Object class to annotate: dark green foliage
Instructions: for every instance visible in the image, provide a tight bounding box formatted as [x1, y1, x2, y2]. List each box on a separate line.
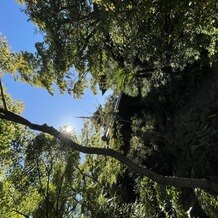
[14, 0, 218, 96]
[174, 106, 218, 179]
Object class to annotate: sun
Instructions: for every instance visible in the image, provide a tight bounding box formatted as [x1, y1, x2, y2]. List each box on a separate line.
[63, 125, 73, 133]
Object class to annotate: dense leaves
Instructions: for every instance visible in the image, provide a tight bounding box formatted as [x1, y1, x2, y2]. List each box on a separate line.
[0, 0, 218, 217]
[0, 132, 82, 217]
[14, 0, 218, 96]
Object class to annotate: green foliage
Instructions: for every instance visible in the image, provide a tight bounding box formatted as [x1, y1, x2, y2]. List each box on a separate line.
[13, 0, 218, 96]
[154, 184, 187, 218]
[166, 187, 187, 218]
[135, 178, 159, 217]
[196, 189, 218, 218]
[174, 106, 218, 178]
[0, 130, 83, 217]
[0, 1, 218, 217]
[0, 88, 26, 174]
[130, 112, 155, 163]
[78, 154, 122, 217]
[0, 35, 35, 85]
[0, 35, 22, 73]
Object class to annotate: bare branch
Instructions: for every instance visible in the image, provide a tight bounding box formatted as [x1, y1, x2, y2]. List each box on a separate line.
[75, 116, 92, 119]
[0, 107, 218, 193]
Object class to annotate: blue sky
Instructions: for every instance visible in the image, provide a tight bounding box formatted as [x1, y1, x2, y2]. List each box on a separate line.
[0, 0, 107, 134]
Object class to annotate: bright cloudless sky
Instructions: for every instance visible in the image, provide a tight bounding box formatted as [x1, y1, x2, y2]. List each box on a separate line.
[0, 0, 108, 134]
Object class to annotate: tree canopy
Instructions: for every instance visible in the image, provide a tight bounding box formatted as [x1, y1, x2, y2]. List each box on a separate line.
[13, 0, 218, 95]
[0, 0, 218, 217]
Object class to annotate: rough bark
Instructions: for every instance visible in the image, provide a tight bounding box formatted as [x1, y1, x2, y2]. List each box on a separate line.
[0, 108, 218, 193]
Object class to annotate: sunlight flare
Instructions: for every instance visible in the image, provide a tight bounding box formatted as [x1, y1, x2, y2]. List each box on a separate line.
[63, 125, 73, 134]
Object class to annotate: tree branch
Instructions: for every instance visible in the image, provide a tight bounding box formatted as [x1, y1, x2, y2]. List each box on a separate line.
[13, 210, 29, 218]
[0, 108, 218, 193]
[0, 78, 8, 110]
